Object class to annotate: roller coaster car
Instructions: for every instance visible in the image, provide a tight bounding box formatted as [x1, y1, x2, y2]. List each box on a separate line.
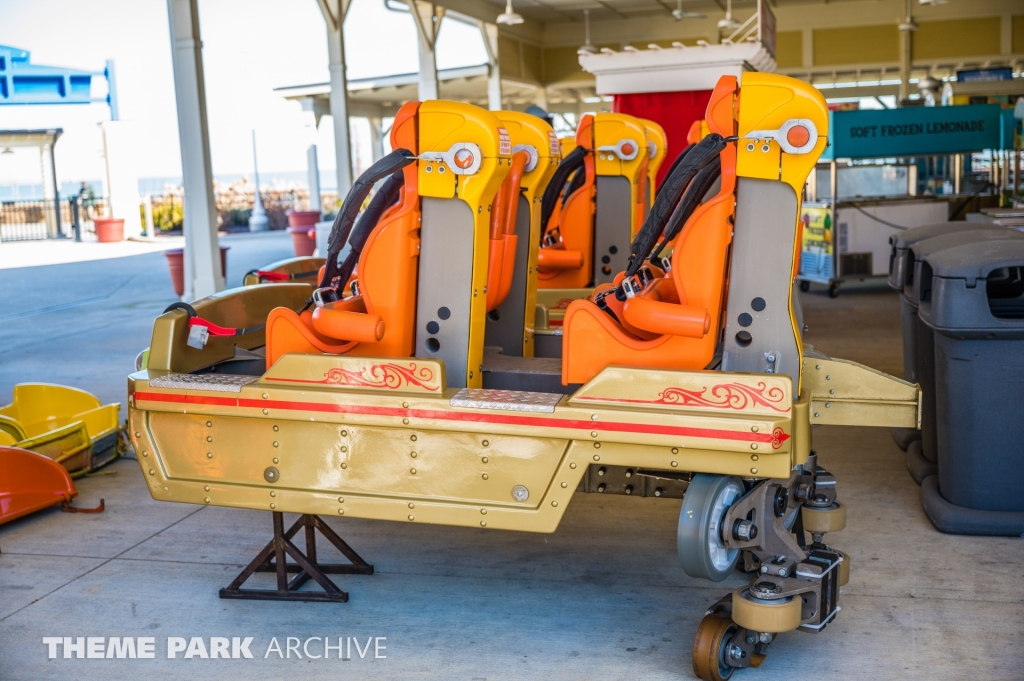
[533, 113, 662, 356]
[0, 383, 121, 474]
[128, 79, 920, 681]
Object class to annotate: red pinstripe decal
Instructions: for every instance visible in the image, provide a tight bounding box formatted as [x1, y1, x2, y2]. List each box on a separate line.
[134, 391, 789, 447]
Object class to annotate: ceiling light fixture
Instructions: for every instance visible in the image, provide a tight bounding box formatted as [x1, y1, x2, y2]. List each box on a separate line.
[578, 9, 598, 54]
[717, 0, 739, 30]
[497, 0, 523, 26]
[672, 0, 705, 21]
[898, 0, 918, 30]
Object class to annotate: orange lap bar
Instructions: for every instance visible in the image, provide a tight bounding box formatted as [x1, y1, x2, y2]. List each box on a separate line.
[311, 304, 385, 343]
[537, 249, 584, 270]
[622, 296, 709, 338]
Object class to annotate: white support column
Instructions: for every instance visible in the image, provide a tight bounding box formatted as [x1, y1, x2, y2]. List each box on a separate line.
[166, 0, 222, 300]
[369, 116, 385, 162]
[482, 22, 502, 111]
[307, 143, 322, 213]
[321, 0, 354, 196]
[409, 0, 440, 101]
[40, 143, 57, 238]
[534, 86, 548, 111]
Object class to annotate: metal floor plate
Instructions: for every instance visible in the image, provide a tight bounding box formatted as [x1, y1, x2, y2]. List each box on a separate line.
[148, 373, 259, 393]
[450, 388, 563, 413]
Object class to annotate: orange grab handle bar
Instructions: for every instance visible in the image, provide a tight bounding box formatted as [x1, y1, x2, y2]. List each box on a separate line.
[537, 248, 584, 271]
[485, 238, 506, 311]
[622, 296, 709, 339]
[486, 151, 529, 311]
[495, 234, 518, 307]
[311, 304, 385, 343]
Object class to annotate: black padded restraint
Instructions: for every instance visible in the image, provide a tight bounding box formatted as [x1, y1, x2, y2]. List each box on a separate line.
[330, 171, 404, 291]
[319, 148, 416, 289]
[626, 134, 725, 277]
[654, 143, 692, 200]
[650, 156, 721, 262]
[561, 167, 586, 208]
[539, 145, 588, 243]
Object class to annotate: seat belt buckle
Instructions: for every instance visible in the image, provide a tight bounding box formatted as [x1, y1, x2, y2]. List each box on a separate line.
[312, 287, 340, 308]
[187, 324, 210, 349]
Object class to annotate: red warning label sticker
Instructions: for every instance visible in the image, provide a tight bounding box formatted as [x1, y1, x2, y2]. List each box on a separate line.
[498, 128, 511, 155]
[549, 131, 560, 156]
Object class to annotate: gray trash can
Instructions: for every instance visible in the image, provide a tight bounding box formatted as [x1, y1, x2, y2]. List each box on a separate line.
[901, 228, 1024, 484]
[917, 238, 1024, 536]
[887, 222, 1001, 452]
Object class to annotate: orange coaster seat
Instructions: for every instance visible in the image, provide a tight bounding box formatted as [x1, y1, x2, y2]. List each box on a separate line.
[561, 78, 738, 385]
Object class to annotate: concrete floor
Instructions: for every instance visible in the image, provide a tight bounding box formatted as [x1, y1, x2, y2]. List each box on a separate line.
[1, 253, 1022, 680]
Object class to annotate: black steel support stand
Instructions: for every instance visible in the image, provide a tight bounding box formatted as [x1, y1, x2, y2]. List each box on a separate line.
[219, 512, 373, 603]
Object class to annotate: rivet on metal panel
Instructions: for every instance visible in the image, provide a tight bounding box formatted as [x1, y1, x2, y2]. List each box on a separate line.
[340, 429, 348, 437]
[341, 462, 347, 469]
[481, 456, 488, 463]
[826, 375, 831, 380]
[273, 425, 279, 432]
[569, 462, 577, 469]
[469, 372, 474, 379]
[149, 469, 155, 475]
[750, 468, 758, 475]
[751, 444, 758, 450]
[206, 436, 213, 442]
[593, 442, 601, 449]
[402, 418, 409, 425]
[338, 508, 345, 515]
[671, 447, 679, 454]
[341, 446, 348, 453]
[591, 414, 598, 421]
[408, 515, 415, 521]
[815, 365, 821, 370]
[410, 468, 417, 474]
[480, 521, 487, 527]
[593, 454, 600, 461]
[270, 491, 276, 497]
[273, 457, 280, 464]
[206, 452, 213, 459]
[409, 503, 415, 509]
[204, 485, 210, 491]
[482, 440, 490, 447]
[814, 412, 820, 417]
[269, 503, 275, 509]
[163, 486, 168, 491]
[262, 393, 269, 399]
[411, 451, 418, 458]
[142, 451, 148, 457]
[561, 482, 568, 488]
[273, 441, 279, 447]
[671, 461, 678, 467]
[751, 455, 759, 461]
[751, 426, 759, 433]
[411, 434, 418, 442]
[206, 421, 212, 427]
[338, 497, 345, 503]
[590, 431, 598, 438]
[829, 389, 835, 395]
[551, 501, 558, 507]
[825, 403, 831, 408]
[262, 409, 268, 415]
[264, 466, 279, 482]
[482, 473, 489, 480]
[480, 508, 487, 515]
[402, 401, 409, 408]
[206, 497, 212, 504]
[135, 432, 141, 438]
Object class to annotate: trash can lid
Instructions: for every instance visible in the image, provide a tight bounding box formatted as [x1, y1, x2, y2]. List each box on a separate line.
[923, 238, 1024, 283]
[919, 238, 1024, 336]
[887, 222, 1009, 291]
[902, 229, 1024, 306]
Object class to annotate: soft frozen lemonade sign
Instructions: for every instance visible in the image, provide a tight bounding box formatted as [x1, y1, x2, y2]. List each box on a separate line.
[824, 104, 1002, 159]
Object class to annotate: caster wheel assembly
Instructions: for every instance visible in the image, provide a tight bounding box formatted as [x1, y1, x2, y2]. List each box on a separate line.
[798, 280, 810, 293]
[678, 475, 745, 581]
[801, 500, 846, 534]
[732, 583, 803, 633]
[827, 281, 841, 298]
[692, 614, 740, 681]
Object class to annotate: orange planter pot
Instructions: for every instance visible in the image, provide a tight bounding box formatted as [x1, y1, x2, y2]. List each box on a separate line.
[94, 218, 124, 243]
[164, 246, 230, 297]
[287, 211, 320, 257]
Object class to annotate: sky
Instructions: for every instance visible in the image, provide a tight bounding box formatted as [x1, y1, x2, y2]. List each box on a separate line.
[0, 0, 489, 192]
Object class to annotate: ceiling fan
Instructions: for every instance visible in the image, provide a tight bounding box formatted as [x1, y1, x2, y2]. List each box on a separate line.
[672, 0, 705, 20]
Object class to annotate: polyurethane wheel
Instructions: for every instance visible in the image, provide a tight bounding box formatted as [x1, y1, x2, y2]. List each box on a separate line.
[828, 281, 841, 298]
[801, 501, 846, 533]
[731, 587, 803, 633]
[799, 280, 811, 292]
[837, 550, 850, 586]
[678, 475, 745, 581]
[692, 613, 739, 681]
